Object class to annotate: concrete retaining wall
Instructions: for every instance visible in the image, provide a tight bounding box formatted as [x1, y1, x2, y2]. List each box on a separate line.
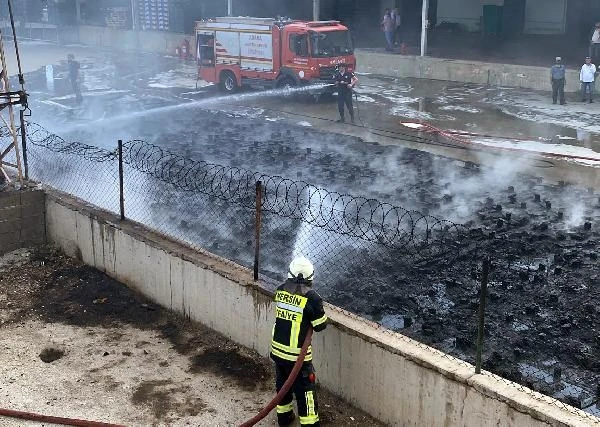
[43, 189, 598, 427]
[355, 50, 582, 92]
[0, 189, 45, 256]
[78, 25, 193, 57]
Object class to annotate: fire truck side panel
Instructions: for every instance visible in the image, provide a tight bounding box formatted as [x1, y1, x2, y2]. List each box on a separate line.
[199, 64, 217, 83]
[239, 32, 273, 71]
[215, 31, 240, 63]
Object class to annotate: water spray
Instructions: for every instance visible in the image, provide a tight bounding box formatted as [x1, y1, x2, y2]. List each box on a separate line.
[64, 82, 335, 131]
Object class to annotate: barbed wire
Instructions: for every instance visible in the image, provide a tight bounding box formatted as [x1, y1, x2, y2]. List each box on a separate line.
[19, 132, 470, 255]
[25, 122, 116, 162]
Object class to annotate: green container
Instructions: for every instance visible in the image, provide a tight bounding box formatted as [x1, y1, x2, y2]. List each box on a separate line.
[482, 5, 503, 35]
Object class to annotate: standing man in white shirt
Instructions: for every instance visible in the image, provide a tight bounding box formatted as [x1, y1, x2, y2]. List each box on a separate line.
[580, 56, 597, 103]
[590, 23, 600, 62]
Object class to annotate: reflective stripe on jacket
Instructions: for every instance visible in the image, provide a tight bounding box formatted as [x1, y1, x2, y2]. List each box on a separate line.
[271, 280, 328, 363]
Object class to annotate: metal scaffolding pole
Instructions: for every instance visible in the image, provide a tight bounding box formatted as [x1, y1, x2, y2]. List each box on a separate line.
[75, 0, 82, 24]
[420, 0, 429, 57]
[227, 0, 232, 16]
[130, 0, 136, 31]
[313, 0, 320, 21]
[0, 0, 29, 187]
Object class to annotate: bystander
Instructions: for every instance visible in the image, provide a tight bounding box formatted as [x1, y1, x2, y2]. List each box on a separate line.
[550, 57, 566, 105]
[67, 54, 83, 104]
[579, 56, 597, 103]
[381, 9, 394, 52]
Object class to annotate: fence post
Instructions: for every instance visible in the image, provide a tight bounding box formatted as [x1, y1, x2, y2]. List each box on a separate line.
[118, 140, 125, 221]
[19, 109, 28, 180]
[475, 257, 490, 374]
[254, 180, 263, 281]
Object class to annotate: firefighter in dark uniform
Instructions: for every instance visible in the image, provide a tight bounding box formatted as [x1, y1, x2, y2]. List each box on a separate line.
[333, 64, 358, 123]
[271, 256, 328, 426]
[67, 54, 83, 104]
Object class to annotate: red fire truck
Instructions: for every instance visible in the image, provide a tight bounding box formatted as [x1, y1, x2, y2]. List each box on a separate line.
[195, 17, 356, 93]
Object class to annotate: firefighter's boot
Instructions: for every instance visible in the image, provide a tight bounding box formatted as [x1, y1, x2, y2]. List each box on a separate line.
[277, 408, 296, 426]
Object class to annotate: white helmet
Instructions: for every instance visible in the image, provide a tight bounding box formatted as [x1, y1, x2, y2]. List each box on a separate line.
[288, 256, 314, 282]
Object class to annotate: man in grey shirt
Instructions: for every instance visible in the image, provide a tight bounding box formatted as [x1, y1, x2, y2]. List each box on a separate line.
[550, 56, 566, 105]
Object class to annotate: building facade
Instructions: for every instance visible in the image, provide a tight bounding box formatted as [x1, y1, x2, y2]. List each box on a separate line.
[3, 1, 598, 47]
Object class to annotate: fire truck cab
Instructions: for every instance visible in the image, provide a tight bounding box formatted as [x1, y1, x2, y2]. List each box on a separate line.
[195, 17, 355, 93]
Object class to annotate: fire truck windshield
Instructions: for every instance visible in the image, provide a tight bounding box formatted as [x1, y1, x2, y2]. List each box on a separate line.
[309, 30, 353, 57]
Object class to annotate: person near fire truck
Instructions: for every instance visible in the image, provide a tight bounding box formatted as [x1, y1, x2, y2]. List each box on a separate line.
[67, 54, 82, 104]
[271, 256, 328, 426]
[333, 64, 358, 124]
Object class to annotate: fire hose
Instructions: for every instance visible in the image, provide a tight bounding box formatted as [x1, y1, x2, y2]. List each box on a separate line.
[0, 408, 125, 427]
[239, 327, 313, 427]
[347, 86, 600, 164]
[403, 121, 600, 163]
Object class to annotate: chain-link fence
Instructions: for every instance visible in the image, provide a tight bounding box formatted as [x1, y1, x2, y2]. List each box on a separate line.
[4, 122, 599, 421]
[26, 123, 120, 213]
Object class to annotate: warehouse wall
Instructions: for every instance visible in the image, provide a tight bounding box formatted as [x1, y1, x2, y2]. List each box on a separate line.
[437, 0, 482, 32]
[77, 24, 192, 55]
[436, 0, 567, 34]
[524, 0, 567, 34]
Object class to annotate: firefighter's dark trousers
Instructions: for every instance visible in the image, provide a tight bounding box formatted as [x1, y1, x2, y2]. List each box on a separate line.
[337, 89, 354, 122]
[274, 360, 320, 426]
[71, 78, 83, 103]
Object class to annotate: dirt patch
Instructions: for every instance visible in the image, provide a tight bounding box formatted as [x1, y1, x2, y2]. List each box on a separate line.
[190, 346, 271, 391]
[0, 245, 385, 426]
[160, 318, 273, 392]
[39, 347, 65, 363]
[159, 320, 216, 354]
[317, 384, 380, 426]
[131, 380, 207, 421]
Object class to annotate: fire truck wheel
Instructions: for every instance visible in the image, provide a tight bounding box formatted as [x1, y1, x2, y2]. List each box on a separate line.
[219, 71, 238, 93]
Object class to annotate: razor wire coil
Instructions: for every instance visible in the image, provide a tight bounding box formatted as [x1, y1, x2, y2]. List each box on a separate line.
[21, 124, 471, 252]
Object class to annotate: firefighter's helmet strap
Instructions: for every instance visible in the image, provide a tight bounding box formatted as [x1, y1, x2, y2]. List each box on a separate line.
[288, 270, 314, 282]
